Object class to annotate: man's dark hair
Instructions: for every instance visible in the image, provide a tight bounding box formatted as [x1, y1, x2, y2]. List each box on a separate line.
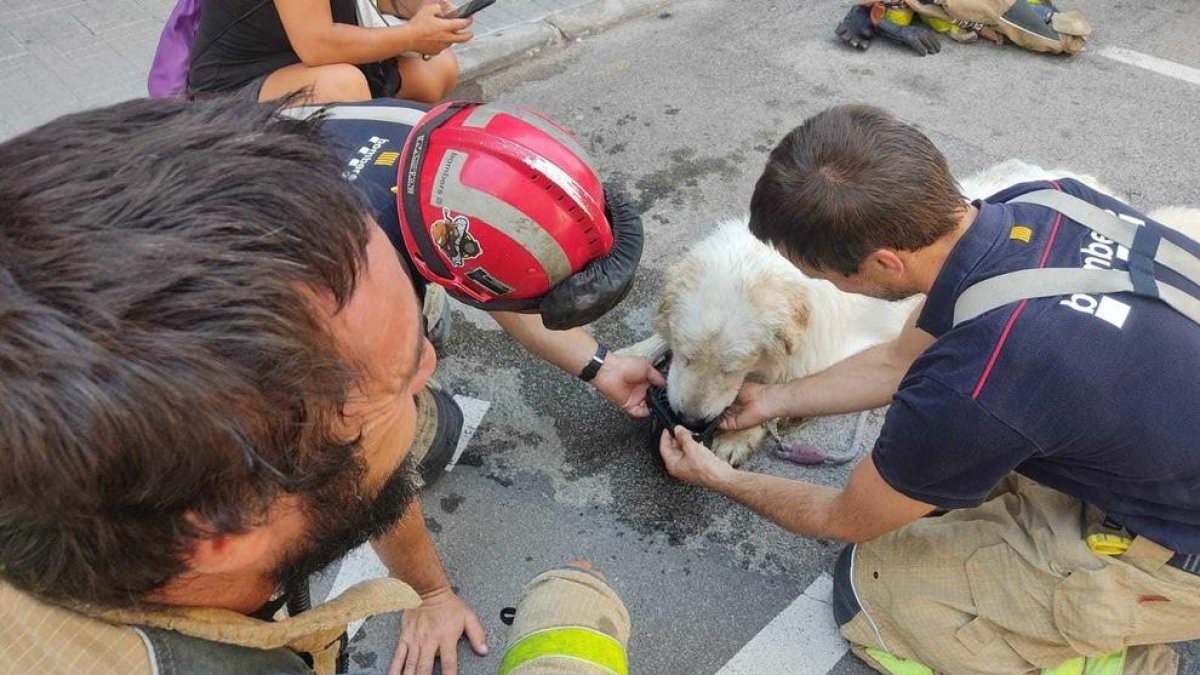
[0, 96, 373, 607]
[750, 104, 964, 276]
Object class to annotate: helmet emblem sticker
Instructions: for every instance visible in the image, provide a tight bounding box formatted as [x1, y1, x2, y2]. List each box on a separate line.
[430, 207, 483, 268]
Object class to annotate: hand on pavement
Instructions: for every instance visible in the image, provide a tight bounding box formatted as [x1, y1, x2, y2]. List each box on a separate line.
[390, 587, 487, 675]
[592, 353, 665, 418]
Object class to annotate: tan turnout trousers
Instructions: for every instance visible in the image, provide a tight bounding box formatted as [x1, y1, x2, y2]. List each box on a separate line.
[839, 477, 1200, 674]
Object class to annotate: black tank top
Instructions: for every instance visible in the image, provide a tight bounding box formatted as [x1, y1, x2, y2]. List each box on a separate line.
[188, 0, 359, 94]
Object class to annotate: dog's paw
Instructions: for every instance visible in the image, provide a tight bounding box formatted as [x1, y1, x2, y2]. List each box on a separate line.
[615, 333, 669, 362]
[711, 427, 767, 467]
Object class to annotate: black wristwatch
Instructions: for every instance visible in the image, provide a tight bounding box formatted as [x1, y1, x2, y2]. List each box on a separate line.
[578, 344, 608, 382]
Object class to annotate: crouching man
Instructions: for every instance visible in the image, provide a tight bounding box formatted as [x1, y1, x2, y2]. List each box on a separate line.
[659, 104, 1200, 674]
[0, 95, 657, 675]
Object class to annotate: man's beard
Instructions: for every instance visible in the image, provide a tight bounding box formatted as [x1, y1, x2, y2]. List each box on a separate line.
[273, 453, 419, 591]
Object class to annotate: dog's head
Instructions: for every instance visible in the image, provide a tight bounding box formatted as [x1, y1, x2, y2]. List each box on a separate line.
[655, 222, 809, 422]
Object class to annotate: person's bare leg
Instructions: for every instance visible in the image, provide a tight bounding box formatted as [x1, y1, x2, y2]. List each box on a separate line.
[395, 50, 459, 103]
[258, 62, 372, 104]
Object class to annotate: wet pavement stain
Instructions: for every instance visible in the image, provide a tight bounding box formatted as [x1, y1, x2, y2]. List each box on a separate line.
[440, 493, 465, 514]
[630, 147, 746, 212]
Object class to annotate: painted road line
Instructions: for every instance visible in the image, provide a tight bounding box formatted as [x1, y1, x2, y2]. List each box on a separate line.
[327, 544, 391, 638]
[1099, 47, 1200, 87]
[447, 395, 490, 472]
[716, 572, 849, 675]
[323, 395, 490, 636]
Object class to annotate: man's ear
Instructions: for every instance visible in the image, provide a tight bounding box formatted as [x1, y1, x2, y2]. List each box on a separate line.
[180, 506, 296, 576]
[863, 249, 907, 279]
[654, 258, 697, 338]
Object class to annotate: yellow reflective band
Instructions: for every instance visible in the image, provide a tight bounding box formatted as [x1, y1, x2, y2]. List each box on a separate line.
[1043, 657, 1085, 675]
[498, 626, 627, 675]
[864, 648, 933, 675]
[884, 8, 914, 26]
[1084, 649, 1127, 675]
[1086, 533, 1132, 556]
[1042, 649, 1127, 675]
[921, 15, 954, 33]
[1010, 225, 1034, 243]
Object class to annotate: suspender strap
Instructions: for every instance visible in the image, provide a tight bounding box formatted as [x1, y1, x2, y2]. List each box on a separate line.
[954, 268, 1134, 326]
[952, 190, 1200, 328]
[1009, 190, 1200, 289]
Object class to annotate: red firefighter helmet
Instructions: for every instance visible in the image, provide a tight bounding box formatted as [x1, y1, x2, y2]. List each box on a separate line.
[396, 101, 614, 310]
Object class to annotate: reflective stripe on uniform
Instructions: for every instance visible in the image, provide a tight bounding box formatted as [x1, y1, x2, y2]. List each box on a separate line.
[282, 104, 426, 126]
[953, 189, 1200, 328]
[1042, 649, 1127, 675]
[498, 626, 627, 675]
[863, 648, 933, 675]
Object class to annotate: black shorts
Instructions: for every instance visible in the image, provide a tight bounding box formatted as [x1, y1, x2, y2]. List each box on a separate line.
[234, 60, 402, 102]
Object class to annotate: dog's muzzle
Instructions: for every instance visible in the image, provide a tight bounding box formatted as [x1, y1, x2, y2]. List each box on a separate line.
[646, 351, 720, 447]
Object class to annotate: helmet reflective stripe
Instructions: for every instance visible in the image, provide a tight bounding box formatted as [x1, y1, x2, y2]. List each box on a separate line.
[431, 150, 572, 284]
[281, 105, 427, 126]
[463, 103, 594, 167]
[498, 626, 628, 675]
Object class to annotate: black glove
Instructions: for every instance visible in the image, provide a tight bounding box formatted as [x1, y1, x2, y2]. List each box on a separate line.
[835, 4, 875, 50]
[539, 184, 643, 330]
[876, 15, 941, 55]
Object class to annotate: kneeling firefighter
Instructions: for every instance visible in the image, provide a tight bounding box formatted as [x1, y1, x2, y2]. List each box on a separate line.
[0, 96, 658, 675]
[295, 97, 665, 488]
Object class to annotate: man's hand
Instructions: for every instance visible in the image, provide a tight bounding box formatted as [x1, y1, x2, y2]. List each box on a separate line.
[659, 426, 737, 488]
[592, 353, 665, 418]
[719, 382, 780, 430]
[390, 587, 487, 675]
[404, 3, 473, 56]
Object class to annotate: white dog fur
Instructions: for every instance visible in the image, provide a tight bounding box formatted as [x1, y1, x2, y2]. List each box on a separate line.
[624, 160, 1199, 466]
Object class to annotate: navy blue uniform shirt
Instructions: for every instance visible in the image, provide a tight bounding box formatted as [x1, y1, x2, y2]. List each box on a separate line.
[873, 178, 1200, 554]
[314, 99, 430, 295]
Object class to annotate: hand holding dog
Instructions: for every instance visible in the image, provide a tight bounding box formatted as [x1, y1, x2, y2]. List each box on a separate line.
[660, 426, 736, 488]
[719, 382, 781, 430]
[592, 354, 665, 418]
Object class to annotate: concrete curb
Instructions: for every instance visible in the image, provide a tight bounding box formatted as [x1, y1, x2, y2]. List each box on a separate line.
[457, 0, 674, 81]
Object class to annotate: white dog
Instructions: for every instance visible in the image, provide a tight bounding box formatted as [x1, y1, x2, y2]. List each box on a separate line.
[624, 221, 917, 465]
[625, 160, 1199, 466]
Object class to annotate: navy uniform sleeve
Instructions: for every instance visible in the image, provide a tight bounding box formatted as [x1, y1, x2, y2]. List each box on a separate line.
[872, 377, 1036, 509]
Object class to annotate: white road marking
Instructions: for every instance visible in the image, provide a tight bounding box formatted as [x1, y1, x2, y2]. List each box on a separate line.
[446, 395, 490, 472]
[716, 573, 849, 675]
[322, 395, 490, 637]
[327, 544, 391, 638]
[1099, 47, 1200, 87]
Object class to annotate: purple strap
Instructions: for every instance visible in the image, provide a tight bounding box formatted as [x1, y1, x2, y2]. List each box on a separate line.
[146, 0, 204, 98]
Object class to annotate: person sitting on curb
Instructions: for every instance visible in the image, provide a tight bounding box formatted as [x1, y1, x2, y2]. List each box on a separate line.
[659, 104, 1200, 674]
[0, 95, 659, 675]
[188, 0, 470, 105]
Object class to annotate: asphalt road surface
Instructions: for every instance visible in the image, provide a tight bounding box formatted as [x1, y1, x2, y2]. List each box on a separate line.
[317, 1, 1200, 672]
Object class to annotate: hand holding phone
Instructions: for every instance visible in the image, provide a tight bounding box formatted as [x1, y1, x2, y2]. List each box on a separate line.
[443, 0, 496, 19]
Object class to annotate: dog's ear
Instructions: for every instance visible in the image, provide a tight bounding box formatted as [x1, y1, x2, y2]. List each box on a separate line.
[774, 282, 811, 356]
[654, 258, 697, 337]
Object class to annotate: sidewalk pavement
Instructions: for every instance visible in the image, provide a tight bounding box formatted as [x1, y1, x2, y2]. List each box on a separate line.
[0, 0, 669, 140]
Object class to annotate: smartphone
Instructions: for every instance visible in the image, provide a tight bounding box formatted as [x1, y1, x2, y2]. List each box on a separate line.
[444, 0, 496, 19]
